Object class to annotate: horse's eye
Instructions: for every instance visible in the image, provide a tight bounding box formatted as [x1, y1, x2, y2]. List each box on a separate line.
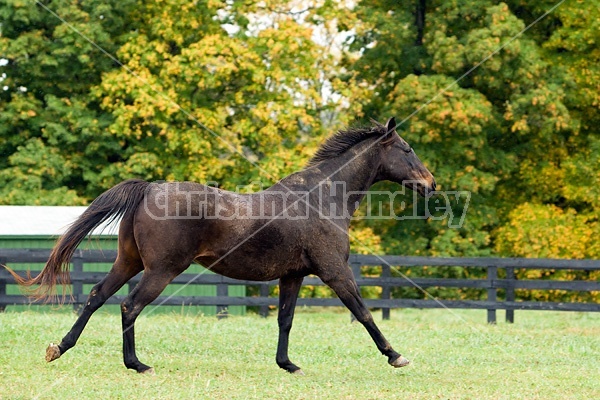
[395, 142, 412, 153]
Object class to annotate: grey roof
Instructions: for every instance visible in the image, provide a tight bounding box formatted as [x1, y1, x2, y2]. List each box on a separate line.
[0, 206, 119, 236]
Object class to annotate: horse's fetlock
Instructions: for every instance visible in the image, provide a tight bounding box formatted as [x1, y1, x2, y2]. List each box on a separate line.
[276, 357, 287, 367]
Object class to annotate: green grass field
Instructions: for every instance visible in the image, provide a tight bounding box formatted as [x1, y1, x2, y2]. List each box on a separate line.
[1, 307, 598, 399]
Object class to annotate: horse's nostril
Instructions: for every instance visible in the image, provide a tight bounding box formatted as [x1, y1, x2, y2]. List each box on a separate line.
[432, 180, 437, 191]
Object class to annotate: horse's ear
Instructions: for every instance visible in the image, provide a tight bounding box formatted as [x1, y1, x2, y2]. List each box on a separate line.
[383, 117, 397, 142]
[385, 117, 397, 134]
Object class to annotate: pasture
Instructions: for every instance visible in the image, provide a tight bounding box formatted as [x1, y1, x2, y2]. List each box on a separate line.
[1, 308, 598, 399]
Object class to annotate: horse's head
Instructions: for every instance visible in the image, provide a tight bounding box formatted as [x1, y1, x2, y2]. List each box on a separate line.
[377, 117, 436, 197]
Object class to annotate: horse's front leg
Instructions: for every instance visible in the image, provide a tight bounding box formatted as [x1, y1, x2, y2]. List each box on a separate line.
[319, 266, 409, 368]
[276, 275, 304, 374]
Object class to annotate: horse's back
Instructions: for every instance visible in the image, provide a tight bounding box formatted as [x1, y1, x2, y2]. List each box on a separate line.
[127, 181, 310, 280]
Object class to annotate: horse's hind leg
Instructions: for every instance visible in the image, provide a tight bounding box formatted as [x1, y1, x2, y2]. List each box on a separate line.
[120, 268, 183, 374]
[46, 255, 143, 362]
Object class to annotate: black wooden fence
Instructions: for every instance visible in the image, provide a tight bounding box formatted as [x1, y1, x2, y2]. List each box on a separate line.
[1, 249, 599, 323]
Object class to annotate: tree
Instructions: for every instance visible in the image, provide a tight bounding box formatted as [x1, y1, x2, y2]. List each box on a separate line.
[0, 0, 138, 204]
[344, 0, 599, 258]
[1, 0, 599, 282]
[0, 1, 366, 197]
[89, 0, 366, 191]
[338, 0, 600, 301]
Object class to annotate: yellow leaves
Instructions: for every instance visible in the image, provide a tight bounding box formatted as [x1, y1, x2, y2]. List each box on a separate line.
[555, 115, 569, 131]
[453, 109, 470, 126]
[495, 203, 598, 259]
[510, 118, 528, 133]
[350, 226, 382, 255]
[207, 0, 225, 9]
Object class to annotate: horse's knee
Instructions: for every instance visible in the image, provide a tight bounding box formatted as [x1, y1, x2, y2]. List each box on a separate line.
[121, 299, 144, 326]
[83, 288, 104, 312]
[121, 300, 134, 322]
[120, 300, 129, 314]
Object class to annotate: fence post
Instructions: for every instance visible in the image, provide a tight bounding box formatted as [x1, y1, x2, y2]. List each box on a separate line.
[259, 283, 270, 317]
[505, 267, 515, 323]
[72, 252, 84, 314]
[381, 263, 391, 320]
[487, 266, 497, 324]
[216, 280, 228, 319]
[0, 256, 6, 312]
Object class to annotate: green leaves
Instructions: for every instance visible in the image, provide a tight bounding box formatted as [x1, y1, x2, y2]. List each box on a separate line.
[346, 0, 600, 262]
[0, 0, 137, 202]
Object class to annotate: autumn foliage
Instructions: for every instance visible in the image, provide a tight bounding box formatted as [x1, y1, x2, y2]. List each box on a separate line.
[1, 1, 598, 301]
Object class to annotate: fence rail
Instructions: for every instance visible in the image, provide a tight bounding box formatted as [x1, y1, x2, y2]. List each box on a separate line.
[1, 249, 599, 322]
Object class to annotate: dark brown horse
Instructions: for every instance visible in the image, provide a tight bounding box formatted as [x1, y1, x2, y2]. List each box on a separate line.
[6, 117, 436, 374]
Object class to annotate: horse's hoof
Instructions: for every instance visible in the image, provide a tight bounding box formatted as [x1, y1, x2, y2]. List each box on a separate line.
[390, 355, 410, 368]
[140, 367, 155, 375]
[46, 343, 61, 362]
[292, 369, 305, 376]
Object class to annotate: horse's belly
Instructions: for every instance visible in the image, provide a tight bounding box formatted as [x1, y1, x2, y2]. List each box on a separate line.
[194, 253, 302, 281]
[192, 218, 306, 281]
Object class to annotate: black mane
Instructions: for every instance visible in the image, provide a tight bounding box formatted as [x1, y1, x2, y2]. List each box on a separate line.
[307, 123, 387, 166]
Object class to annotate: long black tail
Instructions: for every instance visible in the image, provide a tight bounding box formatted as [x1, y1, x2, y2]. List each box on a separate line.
[3, 179, 150, 302]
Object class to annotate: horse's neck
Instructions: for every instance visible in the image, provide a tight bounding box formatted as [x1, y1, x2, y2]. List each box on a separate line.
[316, 143, 381, 216]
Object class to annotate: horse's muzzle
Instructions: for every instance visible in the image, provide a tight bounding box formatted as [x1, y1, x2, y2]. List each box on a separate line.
[414, 178, 436, 197]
